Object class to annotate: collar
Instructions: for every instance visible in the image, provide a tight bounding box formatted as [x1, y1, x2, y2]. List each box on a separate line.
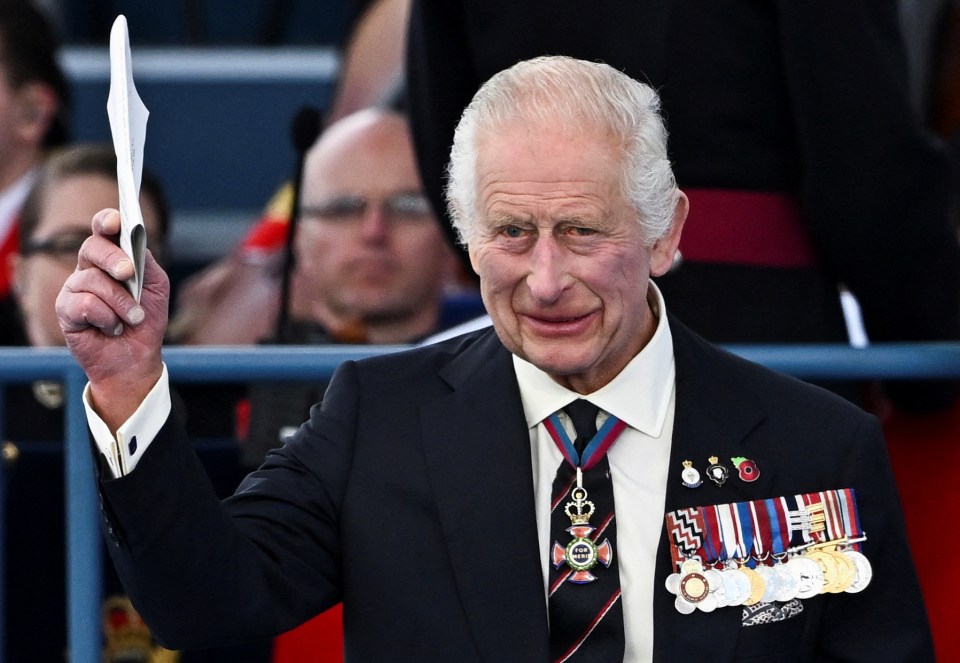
[513, 281, 675, 437]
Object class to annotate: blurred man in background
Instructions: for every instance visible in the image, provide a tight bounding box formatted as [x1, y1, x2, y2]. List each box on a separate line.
[240, 106, 460, 464]
[4, 143, 168, 663]
[0, 1, 70, 344]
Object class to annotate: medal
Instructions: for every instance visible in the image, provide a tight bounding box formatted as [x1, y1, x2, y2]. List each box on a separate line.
[762, 497, 799, 601]
[674, 594, 696, 615]
[805, 549, 841, 593]
[663, 487, 873, 615]
[551, 470, 613, 584]
[681, 460, 703, 488]
[755, 563, 780, 603]
[703, 567, 729, 607]
[706, 456, 729, 486]
[720, 562, 751, 606]
[773, 557, 801, 601]
[790, 555, 824, 599]
[746, 499, 779, 603]
[666, 507, 704, 571]
[843, 549, 873, 593]
[666, 558, 718, 613]
[665, 509, 722, 613]
[832, 549, 856, 592]
[806, 544, 856, 594]
[546, 412, 627, 586]
[737, 565, 765, 606]
[679, 563, 711, 604]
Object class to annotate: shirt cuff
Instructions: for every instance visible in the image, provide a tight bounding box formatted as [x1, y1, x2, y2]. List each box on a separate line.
[84, 364, 172, 478]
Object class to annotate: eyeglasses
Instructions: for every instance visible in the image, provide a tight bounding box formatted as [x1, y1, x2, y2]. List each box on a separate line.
[21, 232, 88, 260]
[300, 192, 433, 224]
[22, 230, 166, 265]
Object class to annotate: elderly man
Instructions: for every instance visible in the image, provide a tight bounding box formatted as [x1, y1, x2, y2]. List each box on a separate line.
[58, 57, 931, 661]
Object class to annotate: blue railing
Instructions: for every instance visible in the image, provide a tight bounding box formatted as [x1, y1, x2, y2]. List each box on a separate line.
[2, 342, 960, 662]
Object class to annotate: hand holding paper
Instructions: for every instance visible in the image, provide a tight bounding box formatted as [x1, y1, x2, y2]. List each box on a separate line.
[106, 14, 149, 301]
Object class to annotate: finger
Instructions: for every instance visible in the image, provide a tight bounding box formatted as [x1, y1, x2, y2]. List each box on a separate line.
[56, 289, 125, 336]
[76, 234, 135, 281]
[56, 268, 145, 333]
[92, 208, 122, 237]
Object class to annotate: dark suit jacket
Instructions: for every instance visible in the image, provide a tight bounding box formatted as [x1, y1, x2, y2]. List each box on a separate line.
[99, 320, 933, 661]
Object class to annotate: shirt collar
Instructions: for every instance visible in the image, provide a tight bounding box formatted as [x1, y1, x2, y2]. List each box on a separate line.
[513, 281, 675, 437]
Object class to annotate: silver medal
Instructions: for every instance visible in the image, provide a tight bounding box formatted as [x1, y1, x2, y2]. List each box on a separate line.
[724, 563, 752, 606]
[755, 564, 780, 604]
[674, 594, 696, 615]
[704, 568, 728, 608]
[791, 556, 824, 599]
[665, 572, 681, 595]
[773, 561, 800, 602]
[843, 550, 873, 593]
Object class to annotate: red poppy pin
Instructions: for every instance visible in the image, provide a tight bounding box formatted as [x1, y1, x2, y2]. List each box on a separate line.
[731, 456, 759, 482]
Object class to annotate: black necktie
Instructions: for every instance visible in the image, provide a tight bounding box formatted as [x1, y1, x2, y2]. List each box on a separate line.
[548, 399, 625, 662]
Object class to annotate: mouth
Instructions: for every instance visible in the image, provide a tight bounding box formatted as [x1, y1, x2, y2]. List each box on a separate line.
[347, 257, 396, 279]
[520, 310, 598, 337]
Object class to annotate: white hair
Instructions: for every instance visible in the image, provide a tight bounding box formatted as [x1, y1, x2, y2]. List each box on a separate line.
[445, 55, 680, 247]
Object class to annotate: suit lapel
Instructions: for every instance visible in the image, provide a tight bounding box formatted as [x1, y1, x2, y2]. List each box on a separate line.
[420, 330, 550, 660]
[653, 319, 771, 661]
[419, 322, 782, 660]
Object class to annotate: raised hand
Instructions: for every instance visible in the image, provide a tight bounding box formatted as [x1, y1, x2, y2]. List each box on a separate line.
[55, 208, 169, 431]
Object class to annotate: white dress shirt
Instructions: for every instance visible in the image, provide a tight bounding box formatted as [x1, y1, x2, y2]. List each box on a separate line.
[85, 364, 170, 477]
[512, 282, 675, 662]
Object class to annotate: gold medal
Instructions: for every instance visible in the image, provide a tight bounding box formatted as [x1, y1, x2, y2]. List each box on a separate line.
[829, 549, 856, 593]
[806, 543, 856, 593]
[804, 548, 843, 594]
[739, 565, 766, 606]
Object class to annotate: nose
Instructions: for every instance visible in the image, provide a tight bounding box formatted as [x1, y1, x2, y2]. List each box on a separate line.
[526, 236, 568, 304]
[358, 203, 390, 243]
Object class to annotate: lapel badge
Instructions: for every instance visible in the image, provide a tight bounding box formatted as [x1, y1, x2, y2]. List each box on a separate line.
[731, 456, 759, 482]
[705, 456, 728, 486]
[681, 460, 703, 488]
[552, 485, 613, 583]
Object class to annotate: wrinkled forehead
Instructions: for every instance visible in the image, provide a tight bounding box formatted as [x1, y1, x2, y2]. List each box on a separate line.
[473, 121, 626, 197]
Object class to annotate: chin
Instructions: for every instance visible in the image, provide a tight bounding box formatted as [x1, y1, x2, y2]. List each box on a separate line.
[521, 347, 596, 378]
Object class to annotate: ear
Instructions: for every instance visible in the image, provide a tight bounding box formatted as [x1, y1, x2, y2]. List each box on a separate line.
[649, 190, 688, 277]
[467, 243, 482, 276]
[14, 82, 57, 144]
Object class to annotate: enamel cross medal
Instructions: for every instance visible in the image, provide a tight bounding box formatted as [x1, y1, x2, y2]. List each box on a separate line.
[552, 468, 614, 583]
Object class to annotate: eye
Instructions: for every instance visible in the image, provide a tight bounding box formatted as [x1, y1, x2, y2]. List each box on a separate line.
[301, 196, 366, 222]
[502, 225, 525, 238]
[563, 222, 600, 238]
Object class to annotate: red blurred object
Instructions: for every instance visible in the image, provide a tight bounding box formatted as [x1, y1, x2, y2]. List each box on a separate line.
[884, 398, 960, 663]
[272, 605, 344, 663]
